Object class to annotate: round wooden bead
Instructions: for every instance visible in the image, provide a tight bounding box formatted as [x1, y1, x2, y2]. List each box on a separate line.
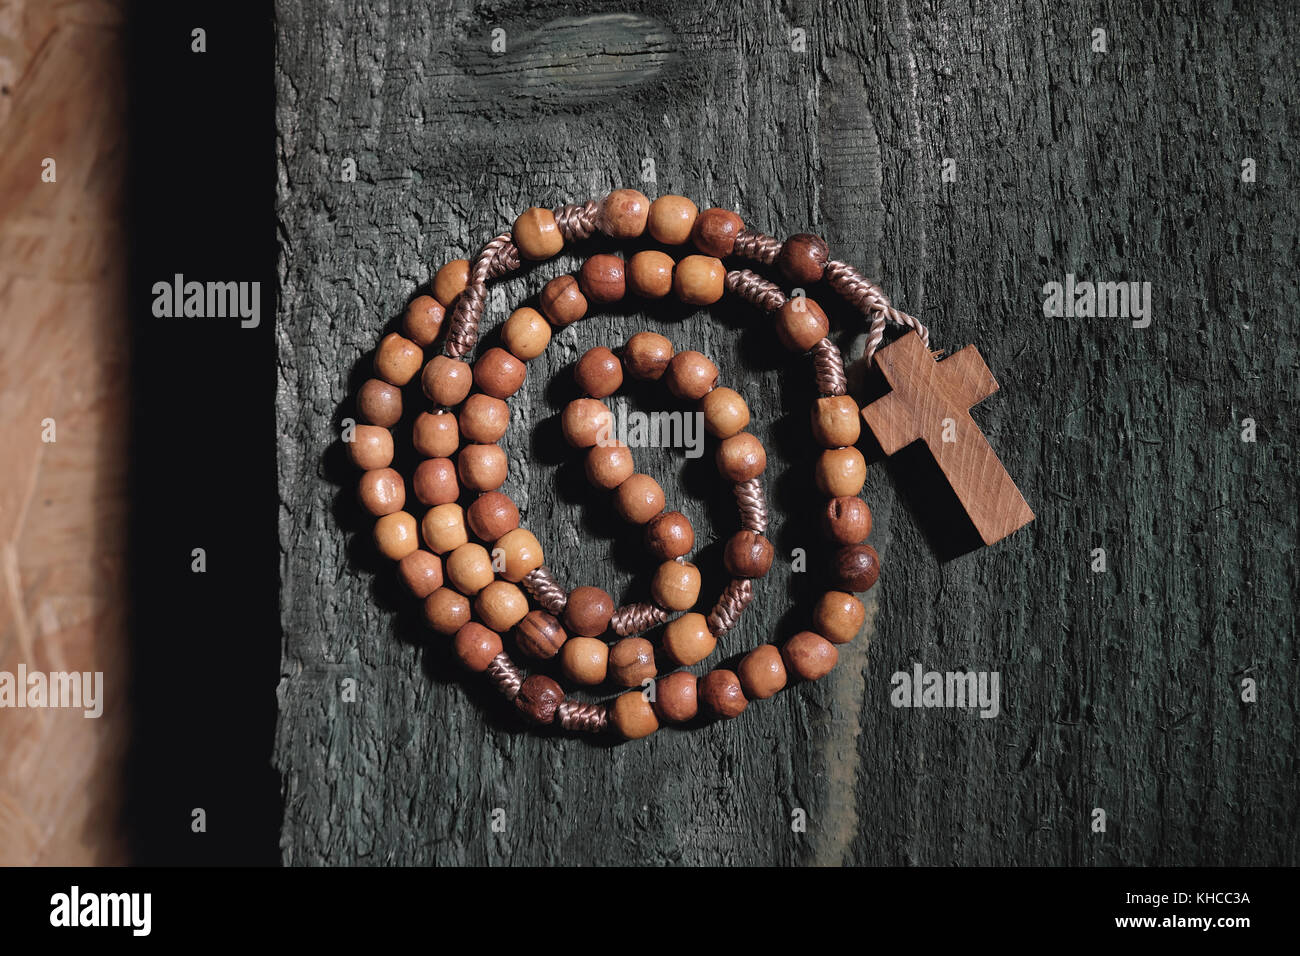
[357, 378, 402, 427]
[422, 355, 473, 407]
[397, 550, 443, 599]
[515, 674, 564, 725]
[782, 631, 839, 680]
[723, 530, 774, 578]
[814, 591, 865, 644]
[412, 411, 459, 458]
[699, 669, 747, 719]
[374, 332, 423, 386]
[459, 393, 510, 443]
[501, 307, 551, 360]
[423, 587, 471, 634]
[513, 207, 563, 260]
[348, 425, 393, 470]
[578, 254, 626, 305]
[473, 347, 526, 399]
[775, 297, 830, 352]
[647, 194, 698, 245]
[664, 350, 718, 400]
[662, 612, 716, 667]
[466, 491, 520, 541]
[564, 586, 614, 638]
[453, 622, 502, 672]
[614, 473, 665, 524]
[700, 387, 750, 438]
[495, 528, 544, 582]
[475, 580, 530, 632]
[815, 446, 867, 497]
[823, 496, 872, 544]
[691, 208, 744, 258]
[673, 255, 726, 306]
[777, 233, 830, 284]
[560, 636, 609, 685]
[402, 295, 446, 347]
[811, 395, 861, 448]
[609, 637, 656, 687]
[651, 560, 701, 611]
[586, 441, 635, 490]
[645, 511, 694, 559]
[561, 398, 613, 448]
[611, 690, 659, 740]
[599, 188, 650, 238]
[433, 259, 471, 308]
[623, 331, 674, 380]
[374, 511, 419, 561]
[716, 432, 767, 481]
[421, 503, 468, 554]
[445, 542, 494, 594]
[738, 645, 787, 700]
[627, 250, 675, 299]
[539, 274, 588, 327]
[457, 443, 507, 492]
[652, 671, 698, 723]
[832, 543, 880, 592]
[412, 457, 458, 506]
[515, 610, 567, 660]
[574, 347, 623, 398]
[358, 467, 405, 516]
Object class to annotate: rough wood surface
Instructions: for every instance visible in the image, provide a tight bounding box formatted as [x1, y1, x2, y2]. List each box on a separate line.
[274, 0, 1299, 865]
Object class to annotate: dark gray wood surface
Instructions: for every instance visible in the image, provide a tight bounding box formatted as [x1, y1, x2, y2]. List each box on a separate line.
[274, 0, 1298, 865]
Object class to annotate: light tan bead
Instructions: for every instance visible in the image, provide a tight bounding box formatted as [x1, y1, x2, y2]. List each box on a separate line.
[614, 473, 665, 524]
[647, 194, 698, 245]
[627, 250, 675, 299]
[662, 612, 717, 666]
[421, 503, 468, 554]
[811, 395, 861, 448]
[561, 398, 613, 448]
[495, 527, 544, 582]
[423, 587, 471, 634]
[664, 350, 718, 400]
[374, 332, 424, 386]
[397, 550, 443, 598]
[700, 387, 750, 438]
[513, 207, 564, 260]
[432, 259, 471, 308]
[609, 637, 657, 687]
[501, 307, 551, 360]
[475, 580, 530, 632]
[586, 441, 635, 490]
[599, 188, 650, 238]
[459, 394, 510, 444]
[374, 511, 419, 561]
[412, 411, 459, 458]
[815, 446, 867, 497]
[814, 591, 866, 644]
[672, 255, 726, 306]
[358, 467, 405, 516]
[610, 690, 659, 740]
[622, 331, 674, 380]
[445, 542, 494, 595]
[738, 645, 787, 700]
[402, 295, 445, 347]
[422, 355, 473, 407]
[539, 274, 587, 327]
[651, 560, 701, 611]
[774, 297, 830, 352]
[348, 424, 394, 470]
[457, 443, 508, 492]
[560, 636, 609, 686]
[716, 432, 767, 481]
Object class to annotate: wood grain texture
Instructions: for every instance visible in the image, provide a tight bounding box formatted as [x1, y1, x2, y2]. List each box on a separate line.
[275, 0, 1299, 865]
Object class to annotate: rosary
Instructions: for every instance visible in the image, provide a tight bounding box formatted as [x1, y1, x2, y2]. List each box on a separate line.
[345, 190, 1033, 740]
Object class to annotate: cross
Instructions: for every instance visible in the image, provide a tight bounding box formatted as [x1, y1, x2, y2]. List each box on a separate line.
[861, 332, 1034, 547]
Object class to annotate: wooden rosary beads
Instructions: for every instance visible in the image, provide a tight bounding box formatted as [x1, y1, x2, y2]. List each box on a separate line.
[347, 189, 932, 740]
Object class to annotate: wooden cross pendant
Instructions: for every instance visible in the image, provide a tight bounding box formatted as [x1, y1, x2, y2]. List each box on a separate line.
[861, 332, 1034, 547]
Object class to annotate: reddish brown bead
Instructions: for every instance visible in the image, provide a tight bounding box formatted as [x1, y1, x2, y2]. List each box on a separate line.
[357, 378, 402, 427]
[627, 250, 675, 299]
[811, 395, 861, 448]
[561, 398, 613, 448]
[422, 355, 473, 407]
[348, 425, 393, 470]
[664, 350, 718, 400]
[723, 530, 774, 578]
[614, 473, 665, 524]
[598, 188, 650, 238]
[539, 274, 588, 327]
[432, 260, 471, 308]
[514, 610, 567, 660]
[397, 550, 443, 599]
[738, 645, 788, 700]
[457, 444, 508, 492]
[716, 432, 767, 481]
[564, 586, 614, 638]
[776, 233, 830, 284]
[374, 332, 423, 386]
[645, 511, 694, 560]
[775, 297, 830, 352]
[586, 441, 635, 490]
[411, 457, 458, 506]
[611, 690, 659, 740]
[513, 207, 563, 260]
[609, 637, 656, 687]
[823, 496, 872, 544]
[453, 622, 502, 672]
[833, 543, 880, 592]
[459, 393, 510, 444]
[403, 295, 446, 347]
[358, 467, 405, 516]
[692, 208, 744, 258]
[473, 347, 527, 399]
[423, 587, 471, 634]
[515, 674, 565, 724]
[782, 631, 839, 681]
[574, 347, 624, 398]
[466, 491, 520, 541]
[622, 331, 674, 380]
[578, 253, 626, 305]
[412, 411, 459, 458]
[814, 591, 865, 645]
[699, 669, 747, 719]
[652, 671, 699, 723]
